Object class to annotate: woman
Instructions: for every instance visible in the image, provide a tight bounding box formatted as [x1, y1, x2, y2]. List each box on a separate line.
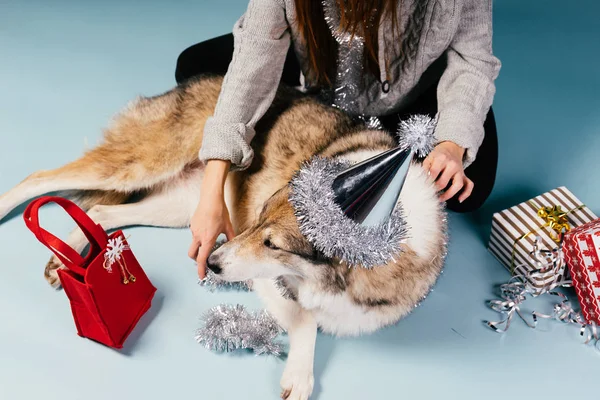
[177, 0, 501, 278]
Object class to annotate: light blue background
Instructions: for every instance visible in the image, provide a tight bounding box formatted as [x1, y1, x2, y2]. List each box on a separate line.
[0, 1, 598, 399]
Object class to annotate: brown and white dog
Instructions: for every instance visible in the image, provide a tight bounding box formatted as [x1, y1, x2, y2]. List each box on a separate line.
[0, 75, 446, 400]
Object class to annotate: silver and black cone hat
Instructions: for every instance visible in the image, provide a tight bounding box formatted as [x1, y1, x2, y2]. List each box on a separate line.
[332, 146, 412, 226]
[289, 114, 437, 268]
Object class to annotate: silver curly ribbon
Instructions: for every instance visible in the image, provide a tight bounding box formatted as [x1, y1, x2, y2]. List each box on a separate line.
[486, 236, 600, 351]
[486, 278, 537, 332]
[533, 292, 600, 351]
[322, 0, 383, 130]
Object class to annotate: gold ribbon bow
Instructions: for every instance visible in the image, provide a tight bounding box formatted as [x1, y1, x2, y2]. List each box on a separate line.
[537, 205, 572, 242]
[510, 203, 585, 273]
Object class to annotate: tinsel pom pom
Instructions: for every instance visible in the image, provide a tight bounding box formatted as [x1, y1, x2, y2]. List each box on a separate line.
[397, 114, 437, 158]
[195, 304, 284, 356]
[289, 157, 409, 268]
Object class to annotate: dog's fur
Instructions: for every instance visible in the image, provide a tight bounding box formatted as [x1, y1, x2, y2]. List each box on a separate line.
[0, 75, 446, 400]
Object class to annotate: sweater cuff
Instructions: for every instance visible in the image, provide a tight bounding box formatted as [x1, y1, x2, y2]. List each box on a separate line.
[199, 117, 255, 171]
[434, 108, 485, 169]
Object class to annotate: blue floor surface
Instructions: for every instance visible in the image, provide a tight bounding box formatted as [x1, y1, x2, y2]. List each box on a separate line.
[1, 1, 598, 399]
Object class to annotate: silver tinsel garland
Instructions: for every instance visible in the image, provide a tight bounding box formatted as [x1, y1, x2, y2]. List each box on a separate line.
[322, 0, 363, 112]
[322, 0, 382, 130]
[289, 156, 409, 268]
[195, 304, 284, 356]
[198, 271, 252, 292]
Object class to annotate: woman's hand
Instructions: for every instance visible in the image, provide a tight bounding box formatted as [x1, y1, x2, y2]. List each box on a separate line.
[423, 141, 474, 203]
[188, 160, 235, 279]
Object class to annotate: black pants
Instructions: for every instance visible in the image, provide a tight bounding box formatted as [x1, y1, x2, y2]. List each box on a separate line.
[175, 34, 498, 213]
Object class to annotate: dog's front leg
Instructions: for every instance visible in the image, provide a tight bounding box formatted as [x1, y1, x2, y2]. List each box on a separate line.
[280, 309, 317, 400]
[253, 279, 316, 400]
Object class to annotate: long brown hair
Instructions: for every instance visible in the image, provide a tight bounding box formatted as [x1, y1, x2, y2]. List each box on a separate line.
[294, 0, 399, 86]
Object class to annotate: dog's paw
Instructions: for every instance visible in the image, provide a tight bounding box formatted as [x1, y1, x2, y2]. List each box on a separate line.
[280, 365, 314, 400]
[44, 257, 63, 289]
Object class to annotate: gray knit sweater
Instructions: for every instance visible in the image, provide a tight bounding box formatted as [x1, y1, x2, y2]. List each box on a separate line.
[200, 0, 501, 170]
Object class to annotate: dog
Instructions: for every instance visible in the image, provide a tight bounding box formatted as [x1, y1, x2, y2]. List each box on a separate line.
[0, 74, 446, 400]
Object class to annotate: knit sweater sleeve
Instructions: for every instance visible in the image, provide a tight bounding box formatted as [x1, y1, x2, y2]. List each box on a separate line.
[434, 0, 501, 168]
[199, 0, 290, 170]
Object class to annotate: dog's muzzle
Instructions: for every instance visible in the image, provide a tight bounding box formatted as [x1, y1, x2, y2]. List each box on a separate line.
[206, 254, 222, 274]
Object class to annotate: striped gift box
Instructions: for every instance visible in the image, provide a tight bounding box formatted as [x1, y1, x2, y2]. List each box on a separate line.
[489, 187, 597, 293]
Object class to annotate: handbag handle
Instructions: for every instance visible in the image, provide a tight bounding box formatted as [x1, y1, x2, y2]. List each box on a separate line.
[23, 196, 109, 277]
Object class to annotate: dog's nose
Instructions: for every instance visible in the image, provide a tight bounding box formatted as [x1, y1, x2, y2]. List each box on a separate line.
[206, 255, 222, 274]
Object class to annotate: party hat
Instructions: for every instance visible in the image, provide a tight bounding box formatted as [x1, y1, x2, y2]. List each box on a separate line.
[332, 114, 436, 226]
[331, 147, 411, 226]
[289, 114, 436, 268]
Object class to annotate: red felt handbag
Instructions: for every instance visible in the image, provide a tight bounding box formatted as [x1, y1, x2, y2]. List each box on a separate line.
[23, 196, 157, 349]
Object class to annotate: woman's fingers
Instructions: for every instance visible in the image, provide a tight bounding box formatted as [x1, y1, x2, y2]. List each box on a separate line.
[422, 155, 433, 176]
[424, 141, 474, 204]
[458, 178, 475, 203]
[435, 161, 460, 191]
[196, 238, 215, 279]
[440, 173, 465, 202]
[189, 214, 234, 279]
[427, 155, 445, 183]
[188, 236, 201, 260]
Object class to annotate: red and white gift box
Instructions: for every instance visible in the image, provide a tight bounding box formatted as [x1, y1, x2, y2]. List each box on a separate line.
[564, 219, 600, 325]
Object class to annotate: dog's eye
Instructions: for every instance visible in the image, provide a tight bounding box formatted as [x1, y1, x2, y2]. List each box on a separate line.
[264, 238, 279, 250]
